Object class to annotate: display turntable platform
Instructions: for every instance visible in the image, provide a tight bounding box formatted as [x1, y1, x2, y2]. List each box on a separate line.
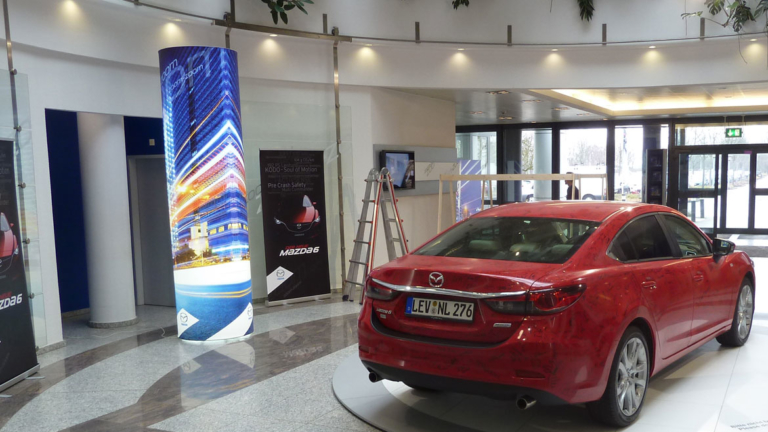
[332, 326, 768, 432]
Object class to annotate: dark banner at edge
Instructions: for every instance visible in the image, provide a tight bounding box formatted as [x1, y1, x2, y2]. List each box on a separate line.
[260, 150, 331, 304]
[0, 140, 39, 391]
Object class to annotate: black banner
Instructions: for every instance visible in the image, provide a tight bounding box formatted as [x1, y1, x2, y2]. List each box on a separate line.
[0, 140, 38, 389]
[260, 150, 331, 303]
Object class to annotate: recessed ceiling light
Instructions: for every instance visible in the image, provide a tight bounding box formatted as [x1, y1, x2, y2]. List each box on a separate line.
[648, 45, 656, 49]
[269, 34, 278, 37]
[487, 90, 510, 95]
[470, 111, 484, 115]
[498, 116, 515, 120]
[603, 118, 608, 120]
[173, 18, 181, 22]
[531, 121, 537, 123]
[750, 38, 758, 42]
[553, 107, 569, 111]
[365, 43, 373, 47]
[551, 49, 559, 52]
[458, 48, 465, 51]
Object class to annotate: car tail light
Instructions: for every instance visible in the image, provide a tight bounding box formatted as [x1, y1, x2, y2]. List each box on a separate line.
[484, 284, 586, 315]
[485, 297, 527, 314]
[528, 284, 586, 315]
[365, 279, 400, 301]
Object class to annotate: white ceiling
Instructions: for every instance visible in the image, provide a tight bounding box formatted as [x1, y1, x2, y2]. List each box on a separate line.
[391, 82, 768, 126]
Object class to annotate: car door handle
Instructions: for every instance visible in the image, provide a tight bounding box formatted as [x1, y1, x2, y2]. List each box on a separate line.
[693, 272, 704, 283]
[641, 281, 657, 290]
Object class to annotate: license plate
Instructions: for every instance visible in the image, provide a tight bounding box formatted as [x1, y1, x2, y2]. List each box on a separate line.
[406, 297, 474, 322]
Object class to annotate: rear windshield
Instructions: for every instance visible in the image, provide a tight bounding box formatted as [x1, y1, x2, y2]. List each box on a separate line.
[414, 217, 599, 264]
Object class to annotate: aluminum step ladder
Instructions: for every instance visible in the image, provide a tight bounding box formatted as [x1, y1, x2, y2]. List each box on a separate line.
[342, 168, 409, 303]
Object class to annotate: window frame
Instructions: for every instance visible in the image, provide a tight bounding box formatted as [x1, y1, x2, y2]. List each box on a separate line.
[606, 213, 677, 263]
[658, 214, 713, 259]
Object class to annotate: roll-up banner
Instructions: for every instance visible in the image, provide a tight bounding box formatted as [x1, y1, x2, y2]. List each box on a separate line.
[159, 47, 253, 341]
[0, 140, 39, 391]
[260, 150, 331, 305]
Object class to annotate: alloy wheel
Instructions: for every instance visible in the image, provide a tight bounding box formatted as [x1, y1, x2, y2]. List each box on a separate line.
[737, 285, 754, 340]
[615, 337, 648, 417]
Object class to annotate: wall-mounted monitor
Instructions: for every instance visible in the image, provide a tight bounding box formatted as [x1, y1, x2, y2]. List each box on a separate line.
[379, 151, 415, 190]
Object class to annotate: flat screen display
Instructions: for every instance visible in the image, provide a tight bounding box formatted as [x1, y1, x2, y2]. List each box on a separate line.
[379, 151, 415, 189]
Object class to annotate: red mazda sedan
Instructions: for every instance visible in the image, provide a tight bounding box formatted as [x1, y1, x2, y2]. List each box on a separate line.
[358, 202, 756, 427]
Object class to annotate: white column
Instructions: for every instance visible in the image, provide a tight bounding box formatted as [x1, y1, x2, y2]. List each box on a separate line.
[533, 130, 552, 201]
[77, 113, 137, 327]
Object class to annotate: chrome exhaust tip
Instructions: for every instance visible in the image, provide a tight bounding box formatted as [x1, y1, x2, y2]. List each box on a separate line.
[516, 395, 536, 410]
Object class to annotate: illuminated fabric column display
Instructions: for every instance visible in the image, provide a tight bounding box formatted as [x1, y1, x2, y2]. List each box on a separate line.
[158, 47, 253, 341]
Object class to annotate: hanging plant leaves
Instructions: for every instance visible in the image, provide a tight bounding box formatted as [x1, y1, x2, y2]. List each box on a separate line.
[452, 0, 470, 9]
[262, 0, 314, 25]
[577, 0, 595, 21]
[706, 0, 726, 15]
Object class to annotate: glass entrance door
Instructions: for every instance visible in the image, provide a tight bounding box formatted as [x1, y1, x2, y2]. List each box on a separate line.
[677, 153, 721, 234]
[671, 145, 768, 235]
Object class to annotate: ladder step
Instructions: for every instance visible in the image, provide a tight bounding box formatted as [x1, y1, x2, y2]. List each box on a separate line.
[392, 238, 401, 242]
[384, 218, 398, 222]
[350, 260, 367, 265]
[363, 199, 375, 203]
[354, 240, 370, 245]
[345, 280, 365, 287]
[359, 220, 373, 224]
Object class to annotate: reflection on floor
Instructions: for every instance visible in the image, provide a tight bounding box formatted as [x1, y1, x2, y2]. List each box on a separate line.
[0, 258, 765, 432]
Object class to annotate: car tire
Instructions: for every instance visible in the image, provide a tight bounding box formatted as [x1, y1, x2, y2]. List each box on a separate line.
[587, 326, 650, 428]
[582, 194, 596, 201]
[717, 278, 755, 347]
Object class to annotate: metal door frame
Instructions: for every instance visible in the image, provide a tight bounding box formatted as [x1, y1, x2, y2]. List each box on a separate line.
[669, 144, 768, 236]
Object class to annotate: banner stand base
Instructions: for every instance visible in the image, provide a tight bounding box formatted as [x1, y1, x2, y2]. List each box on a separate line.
[266, 293, 332, 308]
[179, 332, 255, 345]
[0, 364, 40, 394]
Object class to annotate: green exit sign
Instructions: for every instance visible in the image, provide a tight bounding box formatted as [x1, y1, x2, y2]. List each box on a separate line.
[725, 127, 743, 138]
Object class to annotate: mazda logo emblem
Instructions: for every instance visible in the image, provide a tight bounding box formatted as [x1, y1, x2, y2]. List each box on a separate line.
[429, 272, 444, 288]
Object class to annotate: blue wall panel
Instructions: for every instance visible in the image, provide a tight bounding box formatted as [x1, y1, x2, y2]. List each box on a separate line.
[44, 109, 90, 313]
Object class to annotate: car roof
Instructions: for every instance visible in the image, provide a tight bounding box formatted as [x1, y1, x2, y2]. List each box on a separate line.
[474, 201, 673, 223]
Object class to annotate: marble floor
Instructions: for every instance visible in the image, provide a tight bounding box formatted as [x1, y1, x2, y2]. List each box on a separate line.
[0, 258, 765, 432]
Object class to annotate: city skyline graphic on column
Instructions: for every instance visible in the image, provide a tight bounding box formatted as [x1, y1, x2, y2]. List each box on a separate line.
[159, 46, 253, 341]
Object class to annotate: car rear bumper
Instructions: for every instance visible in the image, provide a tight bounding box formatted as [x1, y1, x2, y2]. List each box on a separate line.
[362, 360, 567, 405]
[358, 303, 611, 404]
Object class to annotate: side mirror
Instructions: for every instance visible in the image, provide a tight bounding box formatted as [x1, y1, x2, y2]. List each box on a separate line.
[713, 239, 735, 257]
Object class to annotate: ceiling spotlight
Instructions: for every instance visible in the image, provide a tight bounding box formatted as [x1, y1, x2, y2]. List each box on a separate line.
[365, 43, 373, 47]
[551, 49, 559, 52]
[269, 34, 278, 37]
[173, 18, 182, 22]
[487, 90, 510, 95]
[458, 48, 465, 51]
[750, 38, 758, 42]
[649, 45, 656, 49]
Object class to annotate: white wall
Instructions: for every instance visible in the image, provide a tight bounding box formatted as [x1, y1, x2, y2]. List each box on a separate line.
[368, 88, 456, 267]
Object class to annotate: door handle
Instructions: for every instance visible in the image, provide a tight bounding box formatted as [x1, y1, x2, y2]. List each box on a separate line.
[641, 281, 657, 290]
